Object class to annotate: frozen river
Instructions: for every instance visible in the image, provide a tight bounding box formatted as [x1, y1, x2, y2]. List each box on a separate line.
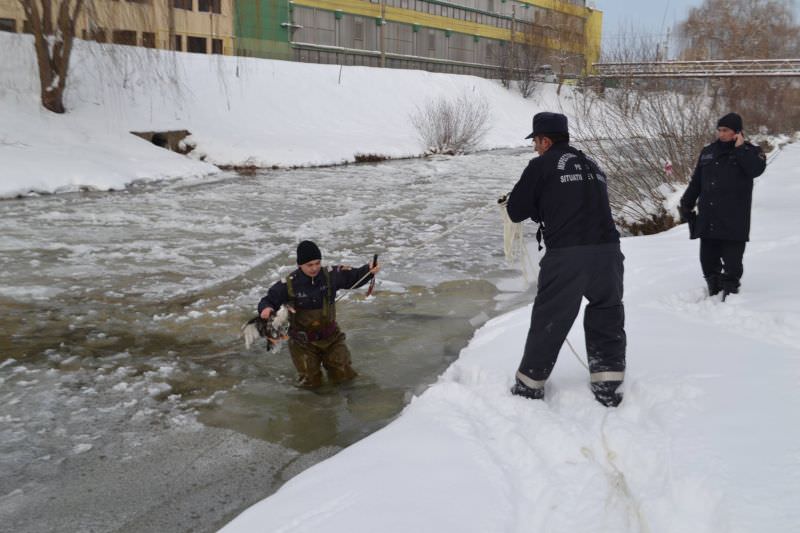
[0, 148, 538, 532]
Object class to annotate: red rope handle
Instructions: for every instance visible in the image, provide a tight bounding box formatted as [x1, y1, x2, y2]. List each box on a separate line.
[366, 254, 378, 297]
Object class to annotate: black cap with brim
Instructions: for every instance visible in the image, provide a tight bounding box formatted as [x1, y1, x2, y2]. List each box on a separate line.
[525, 112, 569, 139]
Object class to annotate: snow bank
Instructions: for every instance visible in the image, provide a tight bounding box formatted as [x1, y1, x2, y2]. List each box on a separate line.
[0, 32, 568, 197]
[219, 143, 800, 532]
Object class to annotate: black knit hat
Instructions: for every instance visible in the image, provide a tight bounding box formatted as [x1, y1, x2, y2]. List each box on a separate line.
[297, 240, 322, 265]
[525, 112, 569, 139]
[717, 113, 743, 133]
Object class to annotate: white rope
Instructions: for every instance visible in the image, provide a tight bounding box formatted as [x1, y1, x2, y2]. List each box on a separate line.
[402, 203, 497, 253]
[566, 337, 590, 371]
[598, 410, 652, 533]
[335, 202, 498, 302]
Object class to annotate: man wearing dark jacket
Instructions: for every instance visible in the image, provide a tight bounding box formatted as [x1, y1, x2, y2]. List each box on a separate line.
[680, 113, 766, 299]
[505, 112, 626, 407]
[258, 241, 379, 388]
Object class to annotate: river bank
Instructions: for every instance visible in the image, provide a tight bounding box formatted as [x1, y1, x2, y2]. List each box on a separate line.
[0, 32, 568, 198]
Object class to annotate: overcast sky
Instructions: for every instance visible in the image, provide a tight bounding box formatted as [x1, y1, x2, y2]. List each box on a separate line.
[594, 0, 799, 57]
[594, 0, 703, 53]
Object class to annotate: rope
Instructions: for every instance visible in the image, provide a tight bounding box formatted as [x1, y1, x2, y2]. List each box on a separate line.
[334, 202, 499, 302]
[566, 337, 590, 371]
[398, 202, 497, 254]
[566, 337, 646, 529]
[598, 410, 652, 533]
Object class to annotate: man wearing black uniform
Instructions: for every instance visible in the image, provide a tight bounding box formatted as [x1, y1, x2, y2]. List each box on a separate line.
[679, 113, 766, 299]
[504, 112, 626, 407]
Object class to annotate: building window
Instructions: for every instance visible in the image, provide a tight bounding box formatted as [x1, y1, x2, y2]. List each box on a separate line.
[211, 38, 223, 54]
[82, 27, 107, 42]
[173, 0, 192, 10]
[174, 35, 183, 51]
[0, 18, 16, 33]
[187, 36, 207, 53]
[142, 32, 156, 48]
[112, 30, 137, 46]
[198, 0, 221, 14]
[314, 9, 335, 46]
[354, 19, 364, 42]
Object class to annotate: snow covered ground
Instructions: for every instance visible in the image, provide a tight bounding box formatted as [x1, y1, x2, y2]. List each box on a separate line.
[0, 32, 564, 198]
[4, 29, 799, 533]
[220, 143, 800, 532]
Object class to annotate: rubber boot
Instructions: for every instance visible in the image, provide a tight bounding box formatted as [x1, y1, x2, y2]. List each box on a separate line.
[591, 380, 623, 407]
[705, 274, 721, 297]
[720, 276, 740, 302]
[510, 378, 544, 400]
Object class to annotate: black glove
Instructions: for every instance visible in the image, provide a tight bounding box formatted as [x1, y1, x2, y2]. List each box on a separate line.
[497, 194, 509, 206]
[678, 205, 693, 223]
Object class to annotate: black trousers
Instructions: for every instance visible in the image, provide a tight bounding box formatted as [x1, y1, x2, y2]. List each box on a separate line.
[518, 243, 626, 382]
[699, 238, 746, 286]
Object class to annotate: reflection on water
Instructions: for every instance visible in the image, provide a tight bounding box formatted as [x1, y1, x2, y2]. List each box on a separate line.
[196, 279, 502, 453]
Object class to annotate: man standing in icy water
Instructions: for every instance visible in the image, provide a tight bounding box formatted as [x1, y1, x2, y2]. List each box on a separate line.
[258, 240, 380, 388]
[679, 113, 766, 300]
[504, 112, 626, 407]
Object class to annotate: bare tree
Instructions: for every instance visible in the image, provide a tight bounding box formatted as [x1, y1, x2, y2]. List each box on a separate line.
[515, 23, 545, 98]
[512, 11, 584, 97]
[572, 89, 719, 233]
[596, 23, 664, 115]
[17, 0, 187, 115]
[515, 44, 542, 98]
[410, 92, 491, 155]
[541, 11, 584, 95]
[569, 29, 721, 234]
[678, 0, 800, 132]
[19, 0, 85, 113]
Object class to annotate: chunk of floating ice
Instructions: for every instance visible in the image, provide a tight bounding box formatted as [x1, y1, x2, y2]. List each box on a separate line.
[469, 311, 490, 327]
[72, 443, 93, 454]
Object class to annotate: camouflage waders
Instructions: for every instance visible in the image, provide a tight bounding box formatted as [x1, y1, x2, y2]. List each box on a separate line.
[287, 272, 357, 388]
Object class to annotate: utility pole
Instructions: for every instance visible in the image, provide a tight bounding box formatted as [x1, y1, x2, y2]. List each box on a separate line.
[168, 0, 176, 50]
[380, 0, 386, 67]
[508, 3, 517, 86]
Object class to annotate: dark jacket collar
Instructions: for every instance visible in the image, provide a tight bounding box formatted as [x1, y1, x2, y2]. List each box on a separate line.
[713, 139, 736, 155]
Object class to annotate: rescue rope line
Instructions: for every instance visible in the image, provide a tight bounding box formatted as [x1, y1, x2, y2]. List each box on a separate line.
[402, 202, 497, 253]
[598, 410, 652, 533]
[334, 202, 499, 302]
[335, 268, 376, 302]
[566, 338, 590, 371]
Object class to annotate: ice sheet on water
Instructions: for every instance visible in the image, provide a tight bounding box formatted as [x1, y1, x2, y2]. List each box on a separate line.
[0, 149, 534, 304]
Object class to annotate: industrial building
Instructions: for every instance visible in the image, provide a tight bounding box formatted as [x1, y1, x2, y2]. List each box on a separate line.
[0, 0, 235, 55]
[1, 0, 601, 78]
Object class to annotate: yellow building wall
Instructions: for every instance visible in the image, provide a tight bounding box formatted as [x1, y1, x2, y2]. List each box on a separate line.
[0, 0, 602, 73]
[0, 0, 24, 23]
[522, 0, 589, 18]
[0, 0, 235, 55]
[292, 0, 599, 61]
[583, 7, 602, 74]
